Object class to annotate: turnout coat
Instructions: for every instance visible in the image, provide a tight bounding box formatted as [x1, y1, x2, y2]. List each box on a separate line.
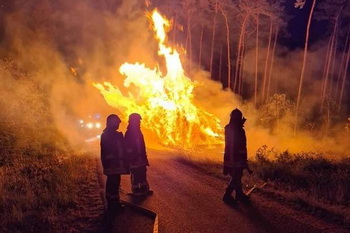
[100, 129, 129, 175]
[124, 128, 149, 170]
[223, 123, 248, 174]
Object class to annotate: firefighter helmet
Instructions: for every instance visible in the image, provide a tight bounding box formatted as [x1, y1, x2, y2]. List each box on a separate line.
[129, 113, 142, 122]
[230, 108, 243, 120]
[106, 114, 121, 127]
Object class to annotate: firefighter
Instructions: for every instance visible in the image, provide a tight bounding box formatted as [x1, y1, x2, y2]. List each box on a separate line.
[125, 113, 152, 196]
[100, 114, 128, 212]
[223, 108, 252, 204]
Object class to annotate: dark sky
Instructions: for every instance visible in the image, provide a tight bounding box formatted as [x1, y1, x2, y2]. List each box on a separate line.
[283, 0, 330, 50]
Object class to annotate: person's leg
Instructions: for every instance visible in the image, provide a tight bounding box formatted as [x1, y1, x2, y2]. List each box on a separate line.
[131, 167, 143, 194]
[232, 168, 243, 197]
[223, 170, 236, 203]
[106, 174, 121, 210]
[225, 176, 235, 196]
[234, 168, 250, 202]
[131, 167, 151, 195]
[139, 166, 151, 192]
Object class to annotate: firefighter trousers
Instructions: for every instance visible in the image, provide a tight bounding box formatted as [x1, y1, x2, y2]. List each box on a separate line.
[226, 167, 244, 197]
[105, 174, 121, 209]
[130, 166, 149, 194]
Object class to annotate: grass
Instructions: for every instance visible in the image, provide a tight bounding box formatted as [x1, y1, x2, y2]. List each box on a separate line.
[0, 150, 101, 232]
[253, 146, 350, 205]
[176, 147, 350, 228]
[0, 59, 103, 232]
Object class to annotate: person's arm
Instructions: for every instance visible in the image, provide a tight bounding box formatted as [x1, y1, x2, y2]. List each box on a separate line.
[223, 127, 231, 175]
[100, 133, 107, 168]
[242, 129, 253, 174]
[124, 131, 137, 159]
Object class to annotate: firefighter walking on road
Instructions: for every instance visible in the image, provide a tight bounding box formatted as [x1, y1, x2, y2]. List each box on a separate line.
[100, 114, 129, 212]
[125, 113, 152, 196]
[223, 108, 252, 204]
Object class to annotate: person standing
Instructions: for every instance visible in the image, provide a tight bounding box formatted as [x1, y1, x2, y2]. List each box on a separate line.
[100, 114, 129, 212]
[223, 108, 252, 204]
[125, 113, 152, 196]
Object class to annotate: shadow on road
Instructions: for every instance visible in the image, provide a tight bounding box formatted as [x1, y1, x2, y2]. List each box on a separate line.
[225, 200, 279, 232]
[99, 205, 156, 233]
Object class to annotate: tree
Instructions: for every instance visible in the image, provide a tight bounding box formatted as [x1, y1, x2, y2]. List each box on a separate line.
[218, 2, 232, 89]
[319, 0, 348, 106]
[294, 0, 317, 133]
[209, 0, 218, 77]
[338, 29, 350, 112]
[254, 13, 259, 107]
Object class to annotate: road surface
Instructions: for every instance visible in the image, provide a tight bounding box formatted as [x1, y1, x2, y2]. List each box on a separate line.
[112, 149, 347, 233]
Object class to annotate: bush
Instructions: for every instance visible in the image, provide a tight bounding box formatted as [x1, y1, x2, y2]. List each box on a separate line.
[252, 146, 350, 205]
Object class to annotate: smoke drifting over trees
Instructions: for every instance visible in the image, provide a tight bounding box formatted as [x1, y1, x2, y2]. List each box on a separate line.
[0, 0, 349, 155]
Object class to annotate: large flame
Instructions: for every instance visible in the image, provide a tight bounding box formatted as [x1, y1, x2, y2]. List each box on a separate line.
[94, 9, 223, 148]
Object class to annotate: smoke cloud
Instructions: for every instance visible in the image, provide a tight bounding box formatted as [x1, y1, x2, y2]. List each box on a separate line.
[0, 0, 348, 158]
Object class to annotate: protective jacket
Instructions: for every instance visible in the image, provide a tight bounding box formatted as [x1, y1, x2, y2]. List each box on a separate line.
[124, 128, 149, 169]
[100, 128, 129, 175]
[223, 123, 248, 172]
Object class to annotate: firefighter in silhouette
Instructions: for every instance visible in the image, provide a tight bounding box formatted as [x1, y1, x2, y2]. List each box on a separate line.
[125, 113, 152, 196]
[100, 114, 128, 212]
[223, 108, 252, 204]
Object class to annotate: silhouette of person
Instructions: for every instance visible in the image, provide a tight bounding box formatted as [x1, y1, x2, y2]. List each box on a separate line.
[100, 114, 129, 212]
[125, 113, 152, 196]
[223, 108, 252, 204]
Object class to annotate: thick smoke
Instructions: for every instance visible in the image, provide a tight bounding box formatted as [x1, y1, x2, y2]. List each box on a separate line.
[0, 0, 159, 147]
[0, 0, 348, 157]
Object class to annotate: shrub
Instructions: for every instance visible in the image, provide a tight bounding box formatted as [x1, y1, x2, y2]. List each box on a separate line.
[252, 146, 350, 205]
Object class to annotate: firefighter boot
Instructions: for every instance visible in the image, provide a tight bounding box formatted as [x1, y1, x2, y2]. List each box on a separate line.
[223, 187, 236, 205]
[236, 193, 250, 203]
[107, 198, 125, 213]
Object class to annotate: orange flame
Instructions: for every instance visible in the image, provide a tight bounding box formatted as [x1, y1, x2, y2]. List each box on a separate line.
[94, 9, 223, 148]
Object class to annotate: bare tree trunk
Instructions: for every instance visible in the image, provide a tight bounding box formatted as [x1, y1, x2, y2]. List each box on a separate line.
[219, 45, 223, 84]
[254, 14, 259, 107]
[335, 26, 350, 102]
[210, 0, 218, 77]
[321, 36, 332, 100]
[239, 34, 246, 96]
[267, 26, 278, 98]
[199, 25, 204, 68]
[219, 5, 231, 89]
[172, 15, 177, 44]
[186, 16, 192, 73]
[338, 36, 350, 112]
[295, 0, 316, 134]
[329, 24, 339, 100]
[234, 15, 248, 93]
[262, 19, 273, 102]
[321, 26, 336, 106]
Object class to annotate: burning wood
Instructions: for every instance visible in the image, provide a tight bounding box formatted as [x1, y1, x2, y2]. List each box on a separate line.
[94, 9, 223, 148]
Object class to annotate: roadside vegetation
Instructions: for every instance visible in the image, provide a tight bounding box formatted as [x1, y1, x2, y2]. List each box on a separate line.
[0, 60, 102, 232]
[177, 147, 350, 228]
[253, 146, 350, 206]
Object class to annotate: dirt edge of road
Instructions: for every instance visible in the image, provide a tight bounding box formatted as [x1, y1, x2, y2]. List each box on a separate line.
[175, 155, 350, 232]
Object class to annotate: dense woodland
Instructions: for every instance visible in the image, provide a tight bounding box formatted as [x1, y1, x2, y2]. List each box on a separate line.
[152, 0, 350, 127]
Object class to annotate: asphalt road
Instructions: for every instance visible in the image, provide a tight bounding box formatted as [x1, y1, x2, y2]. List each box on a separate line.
[117, 149, 347, 233]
